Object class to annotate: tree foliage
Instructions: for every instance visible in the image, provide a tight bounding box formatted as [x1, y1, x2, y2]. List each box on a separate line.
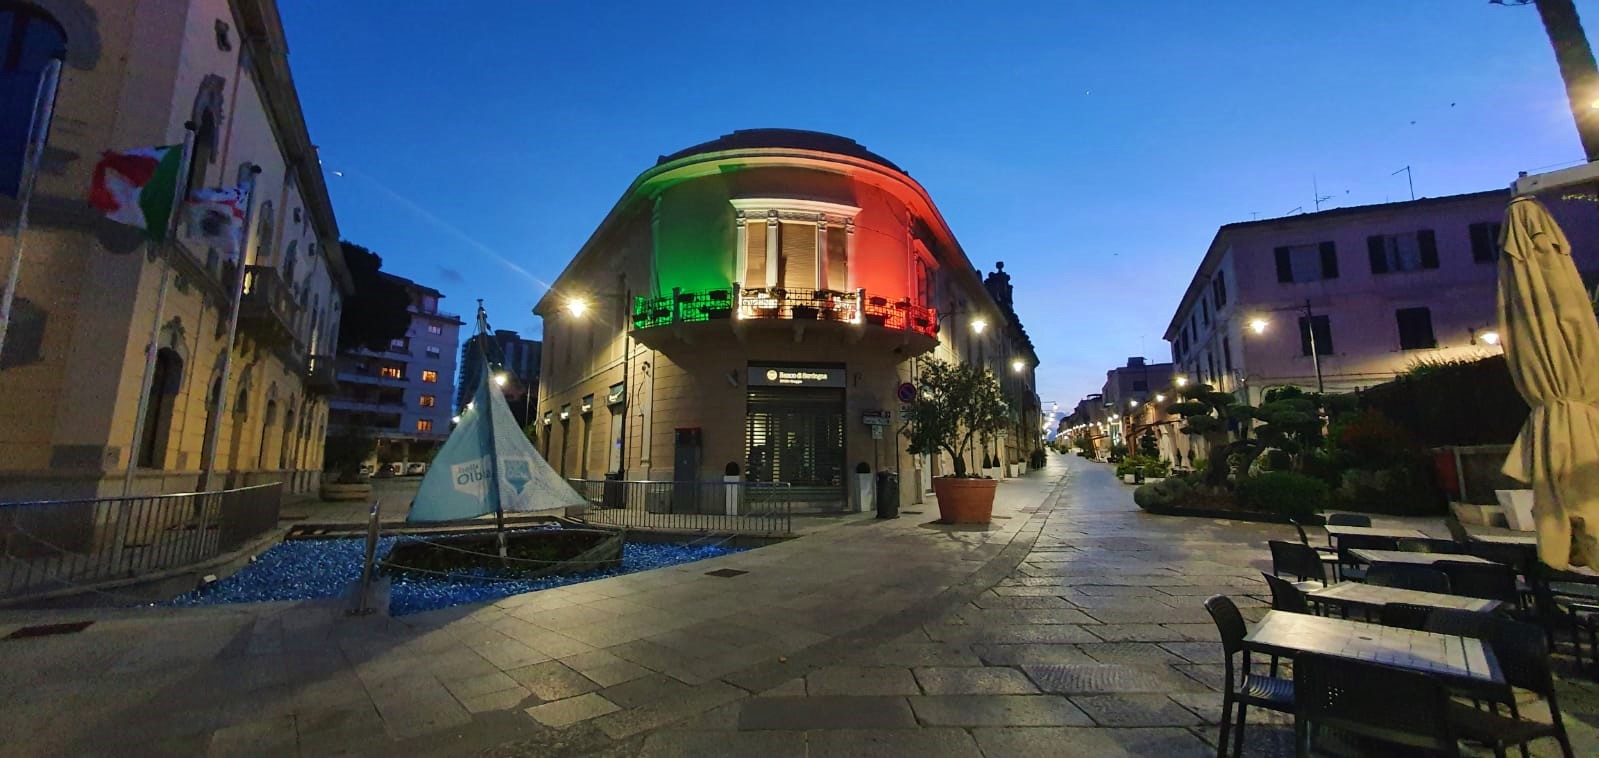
[1167, 383, 1254, 487]
[903, 359, 1011, 477]
[336, 241, 413, 353]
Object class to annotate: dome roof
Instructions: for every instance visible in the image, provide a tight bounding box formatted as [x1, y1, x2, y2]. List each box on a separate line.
[656, 129, 904, 173]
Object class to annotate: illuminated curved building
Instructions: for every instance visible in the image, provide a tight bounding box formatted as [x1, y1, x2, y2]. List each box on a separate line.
[535, 130, 1039, 511]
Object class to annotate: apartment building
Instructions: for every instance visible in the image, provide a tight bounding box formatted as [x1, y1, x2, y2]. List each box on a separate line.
[327, 274, 460, 466]
[1162, 189, 1599, 403]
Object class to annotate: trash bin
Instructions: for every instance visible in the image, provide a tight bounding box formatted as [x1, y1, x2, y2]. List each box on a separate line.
[875, 471, 899, 519]
[602, 471, 624, 509]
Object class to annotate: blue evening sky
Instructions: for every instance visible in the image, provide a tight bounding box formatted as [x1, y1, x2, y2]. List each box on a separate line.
[278, 0, 1591, 410]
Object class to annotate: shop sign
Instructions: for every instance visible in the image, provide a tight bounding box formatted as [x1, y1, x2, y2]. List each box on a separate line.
[862, 411, 891, 426]
[748, 365, 845, 388]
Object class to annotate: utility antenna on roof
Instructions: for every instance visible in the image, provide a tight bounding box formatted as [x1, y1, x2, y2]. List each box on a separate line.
[1392, 166, 1415, 201]
[1313, 175, 1335, 211]
[1284, 206, 1304, 216]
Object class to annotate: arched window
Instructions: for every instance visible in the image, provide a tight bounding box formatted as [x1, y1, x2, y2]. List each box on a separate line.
[136, 348, 183, 468]
[187, 109, 216, 193]
[0, 3, 65, 195]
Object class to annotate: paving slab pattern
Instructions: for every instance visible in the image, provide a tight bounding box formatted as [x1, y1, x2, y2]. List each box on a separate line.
[4, 455, 1596, 757]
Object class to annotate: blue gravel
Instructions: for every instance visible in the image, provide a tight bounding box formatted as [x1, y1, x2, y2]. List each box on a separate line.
[164, 530, 744, 616]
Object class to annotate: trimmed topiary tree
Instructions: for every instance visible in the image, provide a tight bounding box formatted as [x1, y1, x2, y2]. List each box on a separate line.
[1167, 383, 1255, 487]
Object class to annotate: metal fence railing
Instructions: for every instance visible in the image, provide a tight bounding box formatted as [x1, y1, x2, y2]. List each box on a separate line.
[0, 483, 283, 600]
[566, 479, 792, 535]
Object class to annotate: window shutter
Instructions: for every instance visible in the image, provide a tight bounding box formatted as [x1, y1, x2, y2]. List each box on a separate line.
[1298, 316, 1313, 356]
[1367, 236, 1389, 274]
[1417, 229, 1439, 269]
[1469, 223, 1490, 263]
[1396, 307, 1436, 349]
[825, 226, 848, 291]
[744, 221, 767, 286]
[1274, 247, 1293, 282]
[779, 222, 816, 290]
[1217, 272, 1227, 305]
[1318, 241, 1339, 279]
[1299, 315, 1333, 356]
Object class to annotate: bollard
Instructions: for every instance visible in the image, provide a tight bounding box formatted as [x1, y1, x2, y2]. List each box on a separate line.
[348, 499, 381, 616]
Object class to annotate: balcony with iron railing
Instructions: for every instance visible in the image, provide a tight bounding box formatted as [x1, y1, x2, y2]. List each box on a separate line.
[631, 286, 937, 346]
[304, 355, 338, 395]
[240, 265, 301, 349]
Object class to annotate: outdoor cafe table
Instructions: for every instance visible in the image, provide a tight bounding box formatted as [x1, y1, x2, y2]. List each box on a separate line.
[1470, 533, 1539, 547]
[1323, 525, 1428, 542]
[1306, 582, 1502, 617]
[1243, 610, 1503, 688]
[1350, 549, 1497, 567]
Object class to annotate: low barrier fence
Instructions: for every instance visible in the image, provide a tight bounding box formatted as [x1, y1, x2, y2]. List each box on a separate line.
[566, 479, 792, 535]
[0, 482, 282, 600]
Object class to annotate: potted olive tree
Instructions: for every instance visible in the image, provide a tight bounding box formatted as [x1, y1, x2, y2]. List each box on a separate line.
[903, 359, 1011, 523]
[320, 427, 376, 501]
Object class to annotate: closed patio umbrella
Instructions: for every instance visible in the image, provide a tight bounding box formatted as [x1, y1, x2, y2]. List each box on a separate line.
[1498, 195, 1599, 570]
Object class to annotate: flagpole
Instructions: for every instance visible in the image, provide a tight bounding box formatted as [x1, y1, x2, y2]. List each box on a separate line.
[0, 58, 61, 361]
[199, 165, 262, 492]
[121, 127, 197, 497]
[477, 303, 508, 561]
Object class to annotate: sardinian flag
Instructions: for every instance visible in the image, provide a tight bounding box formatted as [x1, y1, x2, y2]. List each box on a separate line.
[186, 185, 248, 259]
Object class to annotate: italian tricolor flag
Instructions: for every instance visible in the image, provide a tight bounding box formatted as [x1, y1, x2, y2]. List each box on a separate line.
[88, 145, 181, 240]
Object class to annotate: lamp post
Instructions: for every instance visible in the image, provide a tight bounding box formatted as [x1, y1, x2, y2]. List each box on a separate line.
[1247, 299, 1324, 394]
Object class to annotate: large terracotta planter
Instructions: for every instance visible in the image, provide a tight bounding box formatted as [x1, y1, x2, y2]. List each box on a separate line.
[932, 476, 997, 524]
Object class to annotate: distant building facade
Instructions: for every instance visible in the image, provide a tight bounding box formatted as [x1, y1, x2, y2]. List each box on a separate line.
[0, 0, 352, 499]
[457, 328, 541, 428]
[534, 129, 1041, 511]
[1163, 190, 1599, 404]
[327, 274, 460, 465]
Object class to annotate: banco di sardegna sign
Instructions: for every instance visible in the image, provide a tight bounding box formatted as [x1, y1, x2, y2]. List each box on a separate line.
[747, 365, 846, 388]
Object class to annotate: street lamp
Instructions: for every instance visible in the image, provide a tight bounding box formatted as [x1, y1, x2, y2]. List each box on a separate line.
[565, 298, 588, 317]
[494, 372, 508, 387]
[971, 318, 987, 334]
[1154, 393, 1166, 402]
[1175, 376, 1189, 388]
[1474, 328, 1501, 346]
[1011, 359, 1025, 373]
[1246, 299, 1325, 393]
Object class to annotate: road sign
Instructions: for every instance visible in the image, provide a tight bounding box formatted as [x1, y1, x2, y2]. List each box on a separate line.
[862, 410, 891, 427]
[896, 382, 917, 403]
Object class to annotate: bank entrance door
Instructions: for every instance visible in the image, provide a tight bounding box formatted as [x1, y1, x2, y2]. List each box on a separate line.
[745, 385, 846, 512]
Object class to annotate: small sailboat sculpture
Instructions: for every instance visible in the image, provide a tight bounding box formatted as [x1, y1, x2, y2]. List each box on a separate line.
[406, 304, 588, 559]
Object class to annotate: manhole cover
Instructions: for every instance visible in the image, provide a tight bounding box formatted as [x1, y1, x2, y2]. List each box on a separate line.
[6, 621, 93, 640]
[706, 569, 748, 578]
[1023, 664, 1175, 694]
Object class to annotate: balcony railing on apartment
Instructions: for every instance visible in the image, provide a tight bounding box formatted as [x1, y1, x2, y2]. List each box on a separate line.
[632, 286, 936, 338]
[241, 265, 301, 347]
[0, 483, 282, 601]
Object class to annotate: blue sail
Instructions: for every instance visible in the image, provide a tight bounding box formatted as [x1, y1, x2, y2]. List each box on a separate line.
[408, 355, 585, 522]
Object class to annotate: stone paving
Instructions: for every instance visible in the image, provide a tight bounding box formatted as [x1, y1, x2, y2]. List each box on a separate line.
[2, 455, 1596, 756]
[617, 456, 1599, 758]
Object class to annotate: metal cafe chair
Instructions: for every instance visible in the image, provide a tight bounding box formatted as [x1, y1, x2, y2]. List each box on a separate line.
[1379, 602, 1433, 631]
[1435, 560, 1520, 608]
[1366, 564, 1452, 595]
[1334, 534, 1398, 582]
[1289, 517, 1340, 571]
[1262, 572, 1312, 615]
[1293, 653, 1460, 757]
[1445, 515, 1472, 544]
[1397, 537, 1468, 555]
[1269, 540, 1328, 589]
[1324, 513, 1372, 528]
[1441, 617, 1577, 758]
[1205, 595, 1294, 758]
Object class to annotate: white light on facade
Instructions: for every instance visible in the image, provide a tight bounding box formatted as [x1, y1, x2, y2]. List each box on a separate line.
[1176, 376, 1189, 387]
[971, 318, 987, 334]
[1011, 359, 1025, 373]
[1249, 318, 1268, 334]
[566, 298, 588, 317]
[494, 373, 508, 387]
[1480, 330, 1501, 346]
[1129, 400, 1139, 408]
[1155, 393, 1166, 402]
